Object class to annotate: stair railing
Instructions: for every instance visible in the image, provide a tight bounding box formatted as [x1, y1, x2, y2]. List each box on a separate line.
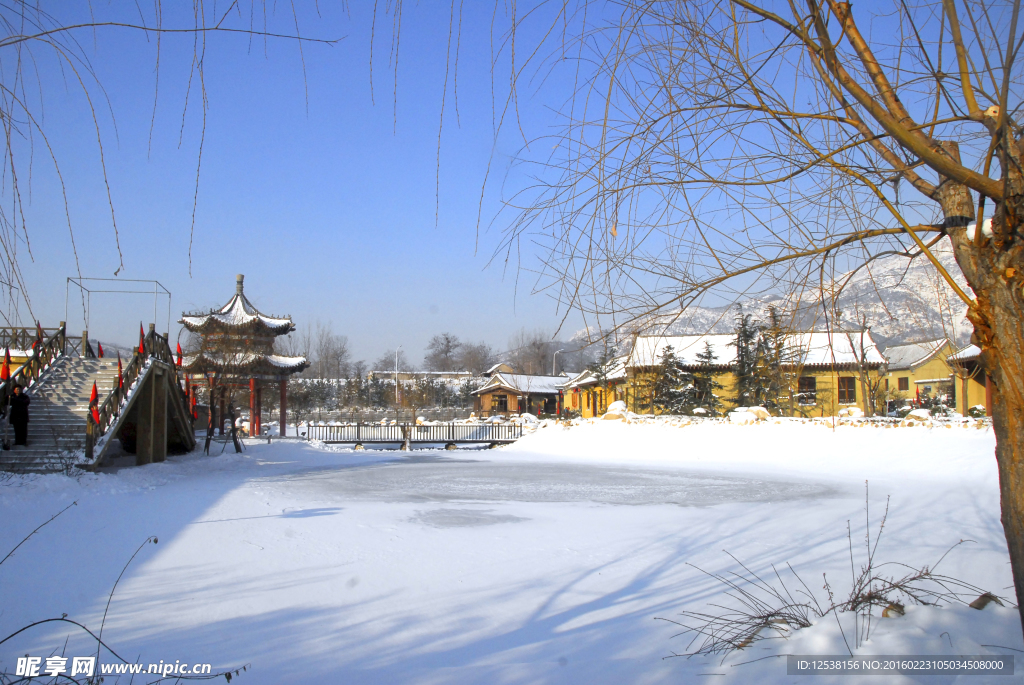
[85, 327, 192, 462]
[0, 324, 67, 445]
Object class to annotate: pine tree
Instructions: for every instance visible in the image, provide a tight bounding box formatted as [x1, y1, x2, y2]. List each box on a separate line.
[586, 346, 617, 414]
[692, 341, 724, 416]
[652, 345, 694, 414]
[752, 306, 793, 415]
[732, 310, 759, 408]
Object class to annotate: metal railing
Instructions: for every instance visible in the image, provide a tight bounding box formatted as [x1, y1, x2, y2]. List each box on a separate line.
[85, 326, 192, 462]
[302, 422, 524, 444]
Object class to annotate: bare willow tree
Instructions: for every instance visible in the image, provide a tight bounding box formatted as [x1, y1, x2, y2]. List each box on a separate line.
[497, 1, 1024, 628]
[0, 1, 336, 320]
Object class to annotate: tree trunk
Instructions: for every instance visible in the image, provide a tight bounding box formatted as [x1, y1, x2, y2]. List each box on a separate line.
[945, 133, 1024, 631]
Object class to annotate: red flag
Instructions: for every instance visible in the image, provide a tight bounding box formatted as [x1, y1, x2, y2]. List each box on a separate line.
[35, 321, 44, 342]
[91, 406, 101, 425]
[97, 342, 104, 358]
[915, 386, 920, 404]
[0, 349, 9, 381]
[176, 342, 183, 366]
[90, 382, 98, 405]
[117, 353, 124, 389]
[139, 324, 145, 355]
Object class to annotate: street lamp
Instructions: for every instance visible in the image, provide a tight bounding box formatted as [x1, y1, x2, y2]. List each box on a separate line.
[552, 349, 565, 376]
[395, 345, 402, 406]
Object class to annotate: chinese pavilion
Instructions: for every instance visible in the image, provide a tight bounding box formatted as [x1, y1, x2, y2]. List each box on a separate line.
[179, 274, 308, 436]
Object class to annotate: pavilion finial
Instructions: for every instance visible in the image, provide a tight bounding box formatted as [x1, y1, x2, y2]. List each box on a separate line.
[236, 274, 244, 295]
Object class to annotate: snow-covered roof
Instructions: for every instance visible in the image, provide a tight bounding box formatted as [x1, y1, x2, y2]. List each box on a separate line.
[628, 334, 735, 368]
[472, 373, 566, 395]
[180, 275, 294, 335]
[566, 356, 629, 388]
[882, 339, 949, 371]
[627, 331, 885, 369]
[484, 362, 515, 376]
[949, 344, 980, 362]
[182, 351, 309, 376]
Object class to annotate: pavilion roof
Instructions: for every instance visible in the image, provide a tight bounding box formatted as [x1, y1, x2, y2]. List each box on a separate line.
[182, 350, 309, 377]
[180, 275, 294, 335]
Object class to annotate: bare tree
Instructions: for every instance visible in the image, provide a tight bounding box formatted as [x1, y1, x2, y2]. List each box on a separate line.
[0, 2, 338, 323]
[459, 341, 497, 375]
[508, 328, 555, 375]
[499, 0, 1024, 629]
[424, 333, 463, 371]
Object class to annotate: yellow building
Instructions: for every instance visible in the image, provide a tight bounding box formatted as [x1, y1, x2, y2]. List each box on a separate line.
[564, 357, 629, 418]
[881, 339, 955, 408]
[948, 344, 990, 416]
[577, 332, 887, 418]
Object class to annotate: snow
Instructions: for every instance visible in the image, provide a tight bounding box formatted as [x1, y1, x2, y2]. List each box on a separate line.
[950, 344, 981, 362]
[883, 339, 947, 371]
[181, 293, 293, 333]
[628, 332, 884, 369]
[473, 372, 566, 395]
[0, 421, 1018, 684]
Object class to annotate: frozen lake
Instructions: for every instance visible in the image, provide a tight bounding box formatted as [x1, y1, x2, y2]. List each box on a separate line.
[0, 422, 1016, 685]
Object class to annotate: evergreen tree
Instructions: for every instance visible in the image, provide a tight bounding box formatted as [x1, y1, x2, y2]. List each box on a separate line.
[752, 306, 793, 414]
[652, 345, 694, 414]
[692, 341, 724, 416]
[585, 345, 617, 414]
[731, 309, 759, 407]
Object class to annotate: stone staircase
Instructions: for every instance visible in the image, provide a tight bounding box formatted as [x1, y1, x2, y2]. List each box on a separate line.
[0, 356, 121, 472]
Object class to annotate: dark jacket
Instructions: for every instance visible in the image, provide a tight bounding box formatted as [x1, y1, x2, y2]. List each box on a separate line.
[9, 393, 29, 424]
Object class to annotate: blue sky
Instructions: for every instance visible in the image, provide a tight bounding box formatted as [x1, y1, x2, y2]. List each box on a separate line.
[10, 3, 579, 365]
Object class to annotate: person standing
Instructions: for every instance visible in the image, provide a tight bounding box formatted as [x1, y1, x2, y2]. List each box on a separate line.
[10, 384, 29, 446]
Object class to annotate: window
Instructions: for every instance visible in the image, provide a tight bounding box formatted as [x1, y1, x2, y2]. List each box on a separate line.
[897, 377, 909, 392]
[797, 376, 817, 404]
[884, 378, 889, 391]
[495, 394, 508, 412]
[838, 377, 856, 404]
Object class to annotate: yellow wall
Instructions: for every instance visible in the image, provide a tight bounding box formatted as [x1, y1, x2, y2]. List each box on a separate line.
[570, 382, 628, 418]
[885, 345, 955, 405]
[619, 366, 884, 417]
[951, 361, 988, 415]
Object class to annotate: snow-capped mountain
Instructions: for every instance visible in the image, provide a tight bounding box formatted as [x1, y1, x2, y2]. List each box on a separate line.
[586, 240, 973, 350]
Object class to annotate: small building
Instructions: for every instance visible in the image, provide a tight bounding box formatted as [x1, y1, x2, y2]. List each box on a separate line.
[948, 344, 990, 416]
[472, 372, 565, 416]
[882, 339, 955, 406]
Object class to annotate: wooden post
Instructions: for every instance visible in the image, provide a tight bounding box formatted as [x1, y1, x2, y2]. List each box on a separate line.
[218, 387, 226, 436]
[152, 367, 167, 463]
[137, 373, 154, 465]
[82, 330, 89, 358]
[280, 379, 287, 437]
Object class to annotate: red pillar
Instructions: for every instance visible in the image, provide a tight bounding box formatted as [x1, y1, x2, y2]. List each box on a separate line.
[249, 378, 256, 437]
[280, 379, 287, 437]
[255, 386, 263, 435]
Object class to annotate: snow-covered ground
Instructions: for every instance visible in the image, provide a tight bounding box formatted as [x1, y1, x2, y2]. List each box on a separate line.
[0, 421, 1019, 684]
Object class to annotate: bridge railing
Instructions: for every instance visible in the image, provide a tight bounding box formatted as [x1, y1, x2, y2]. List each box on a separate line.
[0, 323, 67, 420]
[86, 327, 192, 462]
[302, 422, 524, 443]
